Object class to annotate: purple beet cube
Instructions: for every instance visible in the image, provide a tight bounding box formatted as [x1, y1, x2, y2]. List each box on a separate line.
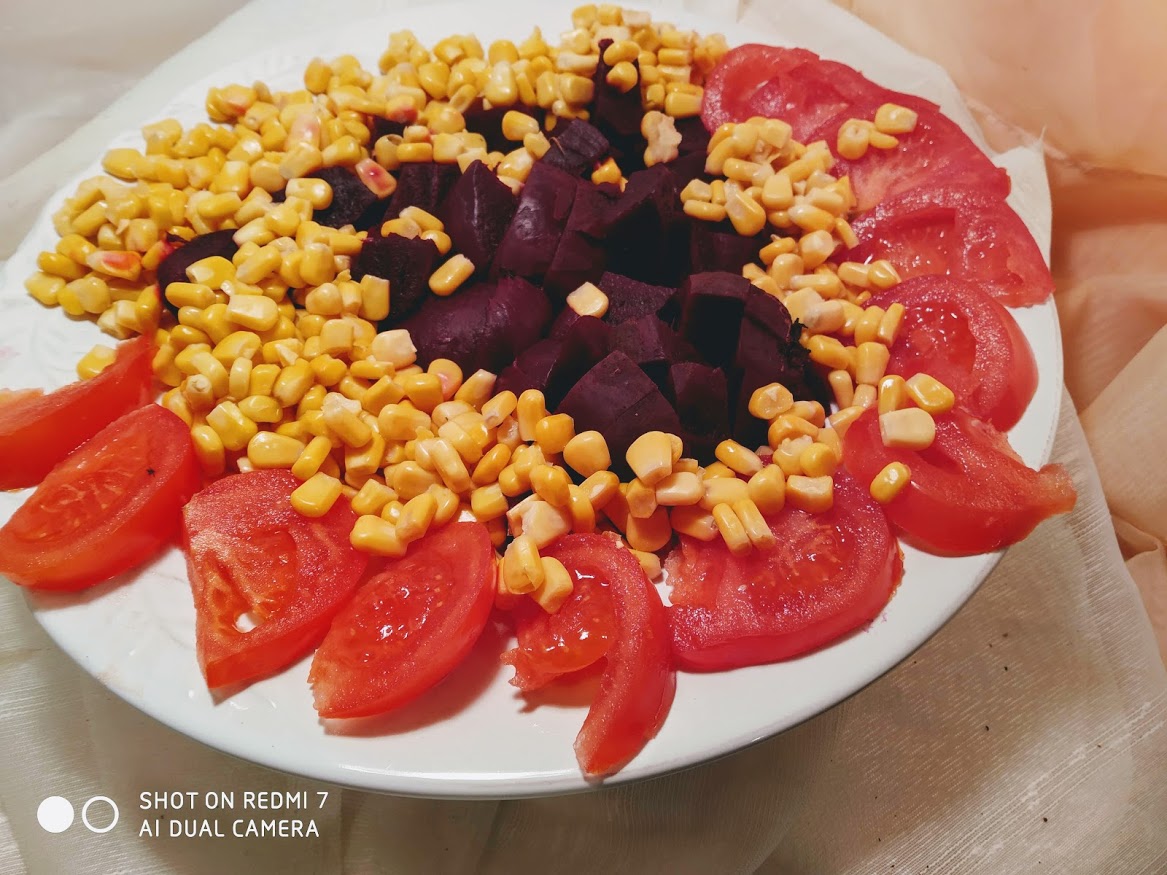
[497, 315, 610, 407]
[674, 116, 712, 156]
[734, 289, 795, 374]
[557, 351, 683, 470]
[599, 166, 688, 287]
[307, 166, 382, 231]
[610, 316, 697, 391]
[438, 160, 517, 273]
[541, 119, 610, 177]
[669, 362, 731, 461]
[689, 221, 773, 274]
[544, 230, 607, 301]
[492, 162, 579, 281]
[157, 229, 238, 316]
[550, 306, 584, 339]
[352, 234, 442, 322]
[678, 271, 754, 367]
[599, 272, 679, 325]
[385, 163, 460, 221]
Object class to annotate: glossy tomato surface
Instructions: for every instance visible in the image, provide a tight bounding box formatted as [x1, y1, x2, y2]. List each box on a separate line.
[0, 404, 198, 590]
[310, 521, 495, 718]
[543, 534, 675, 779]
[667, 472, 902, 671]
[500, 567, 615, 692]
[842, 407, 1076, 555]
[846, 184, 1054, 307]
[0, 334, 154, 489]
[182, 469, 367, 689]
[869, 276, 1038, 430]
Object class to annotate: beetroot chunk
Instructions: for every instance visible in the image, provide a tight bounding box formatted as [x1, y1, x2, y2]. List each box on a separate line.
[541, 119, 610, 177]
[400, 277, 551, 374]
[157, 229, 238, 316]
[677, 271, 754, 368]
[385, 163, 460, 220]
[496, 315, 610, 407]
[352, 234, 442, 323]
[592, 39, 645, 169]
[610, 316, 697, 391]
[463, 102, 546, 153]
[308, 166, 382, 230]
[600, 272, 679, 325]
[598, 166, 688, 286]
[439, 160, 517, 272]
[558, 351, 683, 470]
[689, 222, 772, 274]
[493, 162, 579, 281]
[669, 362, 731, 461]
[734, 290, 795, 375]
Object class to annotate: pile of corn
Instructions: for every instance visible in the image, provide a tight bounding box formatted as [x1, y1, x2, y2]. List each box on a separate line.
[19, 5, 955, 615]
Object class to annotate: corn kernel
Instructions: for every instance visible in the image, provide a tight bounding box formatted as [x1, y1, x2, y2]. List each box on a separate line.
[291, 435, 334, 480]
[712, 503, 751, 556]
[503, 535, 543, 594]
[905, 373, 956, 414]
[626, 431, 674, 486]
[715, 439, 763, 477]
[786, 475, 834, 513]
[531, 556, 574, 613]
[871, 461, 912, 504]
[747, 466, 786, 515]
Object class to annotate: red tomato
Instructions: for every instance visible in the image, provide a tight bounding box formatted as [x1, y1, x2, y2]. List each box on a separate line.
[0, 404, 198, 591]
[813, 98, 1010, 214]
[310, 521, 495, 718]
[542, 535, 675, 779]
[701, 44, 887, 140]
[500, 569, 614, 692]
[183, 470, 368, 689]
[847, 184, 1054, 307]
[842, 407, 1076, 555]
[868, 276, 1037, 431]
[0, 334, 154, 489]
[668, 472, 902, 672]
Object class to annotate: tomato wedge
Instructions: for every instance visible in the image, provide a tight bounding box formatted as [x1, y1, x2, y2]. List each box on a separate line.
[846, 184, 1054, 307]
[310, 521, 495, 718]
[813, 98, 1009, 214]
[842, 407, 1076, 555]
[183, 470, 367, 689]
[500, 569, 614, 691]
[0, 334, 154, 489]
[701, 44, 889, 140]
[0, 404, 198, 591]
[667, 472, 902, 671]
[867, 276, 1037, 431]
[541, 535, 675, 779]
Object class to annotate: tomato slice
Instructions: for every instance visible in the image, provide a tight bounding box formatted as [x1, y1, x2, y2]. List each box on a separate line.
[667, 471, 902, 671]
[309, 521, 495, 718]
[847, 184, 1054, 307]
[0, 334, 154, 489]
[867, 276, 1037, 431]
[542, 534, 675, 778]
[812, 98, 1010, 214]
[701, 44, 889, 140]
[500, 569, 615, 692]
[842, 407, 1076, 555]
[183, 469, 368, 689]
[0, 404, 198, 591]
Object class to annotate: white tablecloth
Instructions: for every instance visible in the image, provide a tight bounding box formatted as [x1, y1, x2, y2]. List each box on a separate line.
[1, 1, 1165, 872]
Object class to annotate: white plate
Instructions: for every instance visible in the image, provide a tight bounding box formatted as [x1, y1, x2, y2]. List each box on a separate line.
[0, 0, 1061, 798]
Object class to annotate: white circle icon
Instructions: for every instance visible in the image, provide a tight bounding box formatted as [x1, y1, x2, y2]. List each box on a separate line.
[37, 797, 75, 834]
[81, 796, 119, 834]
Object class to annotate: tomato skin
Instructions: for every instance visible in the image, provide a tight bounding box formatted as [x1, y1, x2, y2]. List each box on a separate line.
[867, 276, 1038, 431]
[0, 334, 154, 489]
[543, 535, 675, 779]
[668, 472, 902, 672]
[842, 407, 1076, 555]
[183, 470, 368, 689]
[309, 521, 495, 718]
[0, 404, 198, 591]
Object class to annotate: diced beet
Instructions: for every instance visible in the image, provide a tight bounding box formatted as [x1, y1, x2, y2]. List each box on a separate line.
[550, 306, 583, 339]
[678, 272, 754, 367]
[400, 277, 552, 374]
[492, 162, 578, 281]
[156, 229, 238, 316]
[438, 160, 517, 272]
[610, 316, 697, 391]
[592, 39, 644, 170]
[600, 272, 679, 325]
[544, 230, 607, 300]
[369, 118, 407, 143]
[496, 316, 610, 407]
[564, 179, 621, 238]
[734, 290, 795, 375]
[669, 362, 731, 461]
[663, 150, 711, 188]
[598, 166, 688, 286]
[689, 222, 772, 274]
[352, 234, 442, 323]
[308, 166, 381, 230]
[463, 102, 546, 154]
[541, 119, 610, 177]
[674, 116, 712, 156]
[558, 351, 683, 473]
[384, 163, 460, 220]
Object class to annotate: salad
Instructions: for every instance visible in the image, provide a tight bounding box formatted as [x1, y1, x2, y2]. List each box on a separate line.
[0, 4, 1075, 780]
